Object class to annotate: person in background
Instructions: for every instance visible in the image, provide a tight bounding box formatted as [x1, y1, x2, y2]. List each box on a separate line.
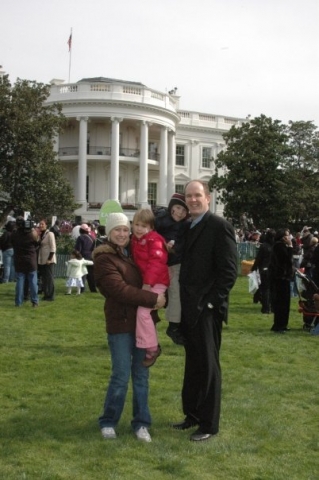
[95, 225, 107, 248]
[0, 221, 16, 283]
[251, 228, 275, 314]
[88, 222, 97, 240]
[291, 233, 302, 297]
[50, 220, 61, 239]
[38, 219, 57, 301]
[172, 180, 238, 442]
[268, 228, 294, 333]
[11, 217, 39, 307]
[131, 208, 169, 367]
[300, 236, 318, 279]
[93, 212, 166, 442]
[301, 227, 313, 256]
[75, 223, 97, 292]
[71, 223, 81, 240]
[155, 193, 189, 345]
[65, 249, 93, 295]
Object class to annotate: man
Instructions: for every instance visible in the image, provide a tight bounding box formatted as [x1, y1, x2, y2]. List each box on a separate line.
[11, 217, 40, 307]
[50, 220, 61, 239]
[172, 180, 238, 441]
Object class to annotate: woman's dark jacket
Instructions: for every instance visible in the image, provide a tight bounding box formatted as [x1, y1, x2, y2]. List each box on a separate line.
[93, 241, 158, 334]
[268, 241, 293, 281]
[0, 231, 13, 252]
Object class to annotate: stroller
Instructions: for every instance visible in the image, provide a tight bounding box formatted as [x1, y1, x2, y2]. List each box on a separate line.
[295, 269, 319, 334]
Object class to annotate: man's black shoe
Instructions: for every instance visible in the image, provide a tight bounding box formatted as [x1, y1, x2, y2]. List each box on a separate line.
[172, 417, 198, 430]
[190, 428, 214, 442]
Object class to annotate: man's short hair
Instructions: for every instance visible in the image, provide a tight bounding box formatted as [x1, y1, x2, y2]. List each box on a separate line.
[184, 180, 210, 196]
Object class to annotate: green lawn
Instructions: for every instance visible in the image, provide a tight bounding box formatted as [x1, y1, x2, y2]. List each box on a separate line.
[0, 276, 318, 480]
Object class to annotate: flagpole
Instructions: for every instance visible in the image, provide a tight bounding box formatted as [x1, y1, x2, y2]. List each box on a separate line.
[68, 28, 72, 83]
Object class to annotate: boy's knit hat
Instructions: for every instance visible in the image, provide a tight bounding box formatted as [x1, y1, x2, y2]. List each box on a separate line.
[105, 213, 131, 237]
[168, 193, 188, 211]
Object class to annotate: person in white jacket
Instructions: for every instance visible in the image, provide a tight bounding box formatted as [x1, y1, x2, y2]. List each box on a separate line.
[65, 250, 93, 295]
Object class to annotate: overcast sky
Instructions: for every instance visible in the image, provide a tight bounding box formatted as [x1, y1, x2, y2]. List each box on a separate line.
[2, 0, 319, 126]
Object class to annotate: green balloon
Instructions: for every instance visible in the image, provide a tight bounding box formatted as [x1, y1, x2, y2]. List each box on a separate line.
[99, 200, 123, 226]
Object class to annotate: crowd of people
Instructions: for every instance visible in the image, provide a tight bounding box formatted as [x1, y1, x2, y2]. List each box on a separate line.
[250, 225, 319, 333]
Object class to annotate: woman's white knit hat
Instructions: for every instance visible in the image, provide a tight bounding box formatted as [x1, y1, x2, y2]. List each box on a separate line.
[105, 213, 131, 236]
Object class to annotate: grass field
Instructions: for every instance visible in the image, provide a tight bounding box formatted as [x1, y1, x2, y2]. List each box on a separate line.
[0, 276, 318, 480]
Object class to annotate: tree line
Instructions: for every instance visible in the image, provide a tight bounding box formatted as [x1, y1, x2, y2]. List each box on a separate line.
[0, 75, 78, 226]
[209, 115, 319, 231]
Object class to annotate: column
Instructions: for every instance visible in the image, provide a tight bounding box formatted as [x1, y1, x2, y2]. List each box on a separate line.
[158, 126, 168, 206]
[110, 117, 122, 201]
[76, 116, 88, 208]
[190, 139, 199, 178]
[53, 133, 59, 155]
[167, 130, 175, 198]
[139, 121, 149, 207]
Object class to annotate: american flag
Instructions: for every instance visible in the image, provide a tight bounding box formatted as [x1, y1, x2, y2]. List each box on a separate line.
[67, 33, 72, 52]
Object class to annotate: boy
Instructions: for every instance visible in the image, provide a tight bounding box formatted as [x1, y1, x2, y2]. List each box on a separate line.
[155, 193, 189, 345]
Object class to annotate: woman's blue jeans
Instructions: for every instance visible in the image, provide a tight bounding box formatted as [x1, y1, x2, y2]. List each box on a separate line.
[2, 248, 15, 282]
[99, 332, 151, 432]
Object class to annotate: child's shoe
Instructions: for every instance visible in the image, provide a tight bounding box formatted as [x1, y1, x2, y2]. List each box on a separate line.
[142, 345, 162, 368]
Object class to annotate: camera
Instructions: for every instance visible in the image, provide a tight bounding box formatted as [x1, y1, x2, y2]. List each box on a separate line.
[24, 219, 36, 231]
[16, 217, 36, 232]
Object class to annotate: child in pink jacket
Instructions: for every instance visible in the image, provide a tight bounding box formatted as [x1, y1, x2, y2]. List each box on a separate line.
[131, 208, 169, 367]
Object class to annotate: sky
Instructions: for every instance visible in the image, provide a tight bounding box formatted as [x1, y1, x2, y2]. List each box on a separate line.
[2, 0, 319, 126]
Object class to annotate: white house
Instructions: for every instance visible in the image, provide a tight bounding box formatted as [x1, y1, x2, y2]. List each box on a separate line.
[46, 77, 246, 221]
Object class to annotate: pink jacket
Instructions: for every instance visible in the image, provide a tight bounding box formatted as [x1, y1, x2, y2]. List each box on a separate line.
[131, 230, 169, 287]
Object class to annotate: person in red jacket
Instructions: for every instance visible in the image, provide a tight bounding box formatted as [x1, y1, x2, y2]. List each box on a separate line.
[131, 208, 169, 367]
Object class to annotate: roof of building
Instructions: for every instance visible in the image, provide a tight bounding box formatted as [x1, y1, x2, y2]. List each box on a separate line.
[77, 77, 146, 87]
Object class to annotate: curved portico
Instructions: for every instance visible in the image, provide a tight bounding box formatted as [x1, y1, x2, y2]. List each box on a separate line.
[47, 77, 180, 214]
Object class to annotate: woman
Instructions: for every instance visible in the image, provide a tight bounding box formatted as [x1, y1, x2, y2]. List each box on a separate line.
[268, 228, 294, 333]
[75, 223, 96, 292]
[93, 212, 166, 442]
[38, 219, 56, 301]
[251, 229, 275, 314]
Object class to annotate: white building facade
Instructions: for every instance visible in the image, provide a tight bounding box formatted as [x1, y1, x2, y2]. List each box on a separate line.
[46, 77, 245, 221]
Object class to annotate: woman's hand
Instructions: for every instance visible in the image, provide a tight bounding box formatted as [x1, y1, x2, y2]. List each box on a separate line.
[155, 293, 166, 309]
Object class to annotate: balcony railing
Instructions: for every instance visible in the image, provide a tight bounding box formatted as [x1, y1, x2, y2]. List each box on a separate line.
[60, 147, 79, 156]
[59, 147, 159, 160]
[89, 146, 111, 155]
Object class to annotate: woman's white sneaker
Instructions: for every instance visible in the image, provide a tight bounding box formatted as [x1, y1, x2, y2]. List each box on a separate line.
[101, 427, 117, 439]
[135, 426, 152, 442]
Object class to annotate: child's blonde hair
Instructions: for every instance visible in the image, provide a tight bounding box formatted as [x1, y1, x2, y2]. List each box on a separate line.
[132, 208, 155, 229]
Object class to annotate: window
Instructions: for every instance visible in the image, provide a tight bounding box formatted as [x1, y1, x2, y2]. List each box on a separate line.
[175, 184, 185, 195]
[148, 183, 157, 206]
[176, 145, 185, 166]
[202, 147, 211, 169]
